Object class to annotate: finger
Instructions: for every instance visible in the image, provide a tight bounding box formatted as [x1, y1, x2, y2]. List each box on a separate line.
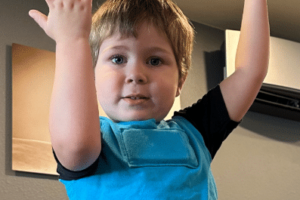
[45, 0, 55, 9]
[82, 0, 93, 7]
[28, 10, 48, 31]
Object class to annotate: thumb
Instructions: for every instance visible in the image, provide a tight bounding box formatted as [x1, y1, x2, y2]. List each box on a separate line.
[29, 10, 47, 31]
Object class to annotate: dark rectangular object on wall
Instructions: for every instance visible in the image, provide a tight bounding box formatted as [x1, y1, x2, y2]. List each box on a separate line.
[250, 83, 300, 122]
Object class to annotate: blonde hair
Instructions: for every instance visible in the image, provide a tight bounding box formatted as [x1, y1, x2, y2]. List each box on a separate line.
[89, 0, 194, 79]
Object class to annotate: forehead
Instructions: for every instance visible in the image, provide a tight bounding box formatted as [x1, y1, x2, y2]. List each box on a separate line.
[99, 22, 173, 53]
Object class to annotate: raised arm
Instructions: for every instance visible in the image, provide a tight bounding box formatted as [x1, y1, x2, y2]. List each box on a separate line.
[220, 0, 270, 122]
[29, 0, 101, 171]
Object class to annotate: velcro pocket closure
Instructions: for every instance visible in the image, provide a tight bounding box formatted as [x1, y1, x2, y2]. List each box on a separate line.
[117, 129, 198, 168]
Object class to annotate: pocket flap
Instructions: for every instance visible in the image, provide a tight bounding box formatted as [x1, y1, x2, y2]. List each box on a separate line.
[118, 129, 198, 168]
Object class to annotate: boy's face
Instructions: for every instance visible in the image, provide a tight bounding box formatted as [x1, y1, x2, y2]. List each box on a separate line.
[95, 22, 184, 122]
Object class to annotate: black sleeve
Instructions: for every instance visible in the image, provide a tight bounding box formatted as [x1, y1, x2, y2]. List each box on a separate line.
[53, 149, 100, 180]
[174, 85, 240, 159]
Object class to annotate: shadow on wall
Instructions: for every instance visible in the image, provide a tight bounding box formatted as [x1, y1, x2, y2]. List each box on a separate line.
[241, 111, 300, 144]
[204, 44, 300, 145]
[204, 50, 224, 91]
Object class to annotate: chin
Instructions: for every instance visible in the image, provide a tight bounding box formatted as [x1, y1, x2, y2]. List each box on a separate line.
[128, 115, 152, 122]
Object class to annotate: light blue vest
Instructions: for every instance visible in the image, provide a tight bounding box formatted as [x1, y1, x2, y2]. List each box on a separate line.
[60, 116, 218, 199]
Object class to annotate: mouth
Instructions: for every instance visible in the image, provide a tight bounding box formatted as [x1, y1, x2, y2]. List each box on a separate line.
[123, 94, 149, 100]
[121, 94, 150, 105]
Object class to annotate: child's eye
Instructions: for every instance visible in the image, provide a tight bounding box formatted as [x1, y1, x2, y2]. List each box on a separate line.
[111, 55, 126, 64]
[148, 57, 162, 66]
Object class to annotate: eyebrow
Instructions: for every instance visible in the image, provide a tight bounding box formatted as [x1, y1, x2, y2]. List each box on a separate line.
[146, 47, 173, 55]
[101, 45, 173, 56]
[101, 45, 130, 54]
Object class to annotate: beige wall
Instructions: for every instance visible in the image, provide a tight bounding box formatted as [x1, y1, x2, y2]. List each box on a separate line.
[12, 44, 55, 142]
[1, 0, 300, 199]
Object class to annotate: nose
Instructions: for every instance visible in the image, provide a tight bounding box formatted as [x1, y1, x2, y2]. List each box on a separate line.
[125, 62, 148, 84]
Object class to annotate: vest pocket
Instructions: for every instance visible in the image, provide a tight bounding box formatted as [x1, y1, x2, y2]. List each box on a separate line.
[116, 128, 198, 168]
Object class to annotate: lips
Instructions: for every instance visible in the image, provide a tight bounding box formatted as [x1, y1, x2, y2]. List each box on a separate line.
[122, 94, 150, 105]
[123, 94, 149, 100]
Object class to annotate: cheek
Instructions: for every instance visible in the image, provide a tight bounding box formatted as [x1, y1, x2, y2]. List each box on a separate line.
[95, 69, 123, 102]
[153, 76, 178, 104]
[159, 71, 179, 91]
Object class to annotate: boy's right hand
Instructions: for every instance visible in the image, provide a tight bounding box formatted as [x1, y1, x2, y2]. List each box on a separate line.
[29, 0, 101, 172]
[29, 0, 92, 43]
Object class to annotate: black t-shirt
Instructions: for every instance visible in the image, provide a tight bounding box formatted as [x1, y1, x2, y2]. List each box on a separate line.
[174, 85, 240, 159]
[54, 85, 240, 180]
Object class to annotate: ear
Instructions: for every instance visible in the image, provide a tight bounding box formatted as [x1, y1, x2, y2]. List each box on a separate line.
[176, 76, 186, 97]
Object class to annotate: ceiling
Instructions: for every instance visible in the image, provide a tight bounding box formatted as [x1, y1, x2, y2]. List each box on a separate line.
[173, 0, 300, 43]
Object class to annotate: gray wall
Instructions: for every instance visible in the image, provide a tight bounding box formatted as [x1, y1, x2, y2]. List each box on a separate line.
[186, 22, 300, 199]
[0, 0, 67, 199]
[1, 0, 300, 199]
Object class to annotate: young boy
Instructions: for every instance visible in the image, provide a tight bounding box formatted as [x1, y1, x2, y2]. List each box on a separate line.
[29, 0, 269, 199]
